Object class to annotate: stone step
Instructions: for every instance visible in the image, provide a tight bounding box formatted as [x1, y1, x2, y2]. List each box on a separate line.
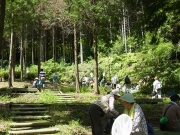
[57, 99, 77, 102]
[11, 107, 47, 111]
[58, 97, 75, 99]
[10, 115, 51, 121]
[11, 111, 49, 115]
[8, 127, 60, 135]
[135, 98, 163, 104]
[10, 126, 50, 131]
[11, 93, 40, 95]
[11, 88, 39, 92]
[10, 121, 54, 128]
[11, 103, 47, 107]
[55, 94, 72, 98]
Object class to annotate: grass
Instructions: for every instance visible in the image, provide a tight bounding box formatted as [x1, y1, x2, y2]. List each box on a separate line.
[0, 85, 172, 135]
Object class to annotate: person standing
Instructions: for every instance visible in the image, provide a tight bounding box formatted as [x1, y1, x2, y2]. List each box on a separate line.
[39, 69, 46, 87]
[112, 75, 118, 89]
[124, 75, 131, 93]
[161, 94, 180, 132]
[152, 77, 162, 99]
[52, 72, 59, 90]
[89, 89, 120, 135]
[121, 93, 148, 135]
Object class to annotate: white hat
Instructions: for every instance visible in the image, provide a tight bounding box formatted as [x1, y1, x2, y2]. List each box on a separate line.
[121, 93, 135, 103]
[110, 89, 121, 97]
[35, 77, 38, 80]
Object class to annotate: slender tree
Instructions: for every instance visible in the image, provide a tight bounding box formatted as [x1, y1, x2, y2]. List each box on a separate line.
[0, 0, 6, 67]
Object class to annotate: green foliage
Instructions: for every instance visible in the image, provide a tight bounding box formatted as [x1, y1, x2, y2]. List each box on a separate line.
[38, 90, 58, 103]
[141, 104, 154, 111]
[14, 71, 21, 79]
[41, 59, 69, 81]
[60, 86, 76, 93]
[0, 60, 9, 68]
[24, 65, 38, 80]
[2, 71, 8, 81]
[0, 70, 4, 78]
[0, 95, 10, 101]
[25, 72, 36, 80]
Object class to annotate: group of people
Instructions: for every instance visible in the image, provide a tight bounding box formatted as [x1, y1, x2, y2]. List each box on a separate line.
[89, 90, 180, 135]
[32, 69, 46, 89]
[104, 75, 131, 94]
[32, 69, 59, 90]
[89, 91, 148, 135]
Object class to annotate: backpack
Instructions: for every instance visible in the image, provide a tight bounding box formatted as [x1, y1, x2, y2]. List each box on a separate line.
[38, 80, 43, 86]
[157, 82, 162, 90]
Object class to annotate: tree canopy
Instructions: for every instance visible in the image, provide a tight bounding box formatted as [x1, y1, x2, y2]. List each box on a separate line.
[0, 0, 180, 92]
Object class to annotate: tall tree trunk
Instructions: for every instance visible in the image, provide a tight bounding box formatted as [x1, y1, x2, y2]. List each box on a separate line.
[24, 24, 28, 77]
[1, 39, 4, 68]
[38, 20, 42, 75]
[40, 30, 45, 62]
[0, 0, 6, 59]
[74, 24, 80, 93]
[12, 35, 16, 82]
[31, 29, 34, 65]
[44, 30, 47, 61]
[52, 25, 55, 64]
[8, 25, 14, 87]
[122, 3, 127, 53]
[93, 22, 100, 94]
[20, 31, 24, 81]
[62, 31, 65, 62]
[80, 32, 83, 64]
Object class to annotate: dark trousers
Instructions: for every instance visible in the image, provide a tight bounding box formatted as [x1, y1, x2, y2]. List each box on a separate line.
[89, 104, 105, 135]
[105, 117, 114, 134]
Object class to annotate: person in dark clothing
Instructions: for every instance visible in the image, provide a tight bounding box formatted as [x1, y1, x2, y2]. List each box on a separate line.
[124, 75, 131, 84]
[124, 75, 131, 93]
[162, 94, 180, 132]
[89, 89, 120, 135]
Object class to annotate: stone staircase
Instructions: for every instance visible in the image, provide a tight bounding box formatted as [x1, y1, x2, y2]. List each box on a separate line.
[7, 88, 77, 134]
[8, 103, 60, 135]
[53, 90, 77, 103]
[10, 88, 77, 103]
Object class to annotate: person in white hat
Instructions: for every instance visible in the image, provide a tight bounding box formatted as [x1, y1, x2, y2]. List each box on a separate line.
[32, 77, 39, 88]
[89, 89, 120, 135]
[121, 93, 148, 135]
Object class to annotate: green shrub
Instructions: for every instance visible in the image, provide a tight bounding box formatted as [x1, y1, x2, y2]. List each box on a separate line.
[2, 71, 8, 81]
[25, 72, 36, 80]
[38, 90, 58, 103]
[14, 71, 21, 79]
[60, 86, 76, 93]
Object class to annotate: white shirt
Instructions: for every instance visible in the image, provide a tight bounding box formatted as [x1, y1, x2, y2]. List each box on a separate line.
[153, 80, 162, 92]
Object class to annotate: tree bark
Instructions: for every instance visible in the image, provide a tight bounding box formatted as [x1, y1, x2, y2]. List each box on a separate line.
[93, 22, 100, 94]
[8, 24, 14, 87]
[0, 0, 6, 67]
[74, 24, 80, 93]
[31, 28, 34, 65]
[52, 25, 55, 63]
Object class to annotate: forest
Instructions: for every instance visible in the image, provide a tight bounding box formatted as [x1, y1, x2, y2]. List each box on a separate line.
[0, 0, 180, 94]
